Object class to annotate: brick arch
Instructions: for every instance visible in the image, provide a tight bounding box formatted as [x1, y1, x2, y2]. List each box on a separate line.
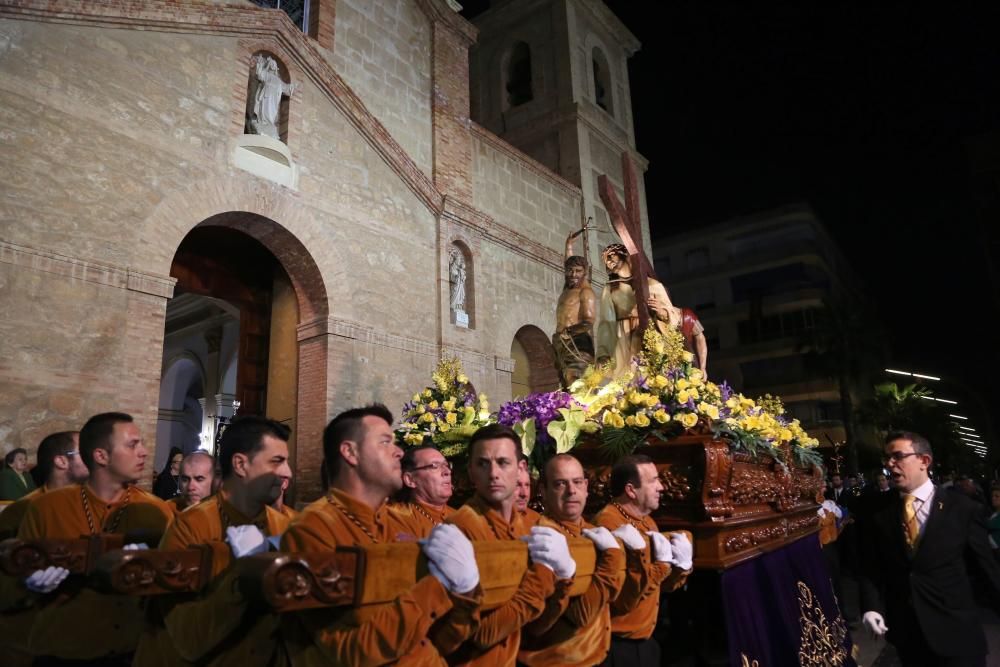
[134, 175, 349, 321]
[512, 325, 560, 395]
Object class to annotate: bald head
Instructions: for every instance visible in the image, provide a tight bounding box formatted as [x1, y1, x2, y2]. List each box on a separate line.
[542, 454, 588, 522]
[178, 451, 216, 508]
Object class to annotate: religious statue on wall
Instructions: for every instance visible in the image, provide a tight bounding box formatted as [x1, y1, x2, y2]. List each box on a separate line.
[449, 247, 468, 326]
[248, 54, 297, 141]
[596, 243, 709, 376]
[552, 228, 597, 387]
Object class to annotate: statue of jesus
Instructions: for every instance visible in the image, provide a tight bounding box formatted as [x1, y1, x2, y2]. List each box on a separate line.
[596, 244, 708, 376]
[249, 55, 296, 141]
[552, 229, 597, 387]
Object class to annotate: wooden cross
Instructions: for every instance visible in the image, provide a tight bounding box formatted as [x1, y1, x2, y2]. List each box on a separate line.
[597, 152, 657, 333]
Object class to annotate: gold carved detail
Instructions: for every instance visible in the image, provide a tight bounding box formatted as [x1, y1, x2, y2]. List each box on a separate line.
[797, 580, 849, 666]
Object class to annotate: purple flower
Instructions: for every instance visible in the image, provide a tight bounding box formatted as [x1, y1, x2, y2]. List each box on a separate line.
[497, 392, 581, 446]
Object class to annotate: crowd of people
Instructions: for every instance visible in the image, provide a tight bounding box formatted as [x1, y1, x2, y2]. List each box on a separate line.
[0, 408, 694, 667]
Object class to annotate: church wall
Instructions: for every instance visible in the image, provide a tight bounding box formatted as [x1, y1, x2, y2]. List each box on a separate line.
[331, 0, 433, 177]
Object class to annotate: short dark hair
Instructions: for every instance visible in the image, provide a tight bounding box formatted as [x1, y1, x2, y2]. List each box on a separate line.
[219, 416, 291, 479]
[609, 454, 654, 497]
[4, 448, 27, 467]
[401, 445, 441, 472]
[34, 432, 78, 483]
[322, 404, 394, 480]
[564, 255, 587, 272]
[885, 430, 933, 458]
[79, 412, 133, 470]
[467, 423, 521, 463]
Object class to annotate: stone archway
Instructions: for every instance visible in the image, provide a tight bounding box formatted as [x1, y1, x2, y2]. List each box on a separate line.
[510, 325, 560, 397]
[151, 212, 330, 501]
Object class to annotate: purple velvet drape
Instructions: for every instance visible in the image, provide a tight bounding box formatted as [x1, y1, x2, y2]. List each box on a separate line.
[721, 534, 856, 666]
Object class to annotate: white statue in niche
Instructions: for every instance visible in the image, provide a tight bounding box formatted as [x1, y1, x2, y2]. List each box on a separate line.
[449, 248, 468, 325]
[249, 55, 297, 141]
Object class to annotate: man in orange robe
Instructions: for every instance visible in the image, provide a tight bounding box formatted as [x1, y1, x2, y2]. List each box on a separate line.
[389, 445, 455, 538]
[0, 430, 87, 539]
[519, 454, 626, 666]
[17, 412, 174, 663]
[445, 424, 577, 666]
[281, 404, 483, 666]
[165, 450, 216, 515]
[593, 454, 693, 666]
[134, 416, 294, 666]
[515, 466, 542, 527]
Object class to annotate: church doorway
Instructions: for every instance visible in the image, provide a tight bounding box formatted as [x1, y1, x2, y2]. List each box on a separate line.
[154, 212, 327, 495]
[510, 325, 560, 398]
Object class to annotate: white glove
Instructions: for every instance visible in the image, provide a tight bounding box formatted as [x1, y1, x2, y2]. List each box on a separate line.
[647, 531, 673, 564]
[421, 524, 479, 594]
[582, 526, 620, 552]
[612, 524, 647, 551]
[862, 611, 888, 637]
[521, 526, 576, 579]
[668, 532, 694, 570]
[226, 525, 268, 558]
[123, 543, 149, 551]
[818, 500, 843, 519]
[25, 566, 70, 594]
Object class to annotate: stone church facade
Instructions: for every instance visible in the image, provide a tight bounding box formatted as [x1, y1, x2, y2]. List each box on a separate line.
[0, 0, 649, 499]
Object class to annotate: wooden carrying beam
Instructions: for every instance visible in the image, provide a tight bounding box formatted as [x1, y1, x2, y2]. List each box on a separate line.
[0, 535, 124, 576]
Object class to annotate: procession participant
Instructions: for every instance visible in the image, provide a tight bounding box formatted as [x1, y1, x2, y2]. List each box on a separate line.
[0, 431, 86, 539]
[281, 404, 482, 666]
[165, 450, 216, 515]
[272, 476, 298, 520]
[519, 454, 626, 666]
[134, 416, 293, 666]
[17, 412, 174, 663]
[593, 455, 693, 666]
[389, 444, 455, 539]
[515, 466, 542, 527]
[444, 424, 577, 666]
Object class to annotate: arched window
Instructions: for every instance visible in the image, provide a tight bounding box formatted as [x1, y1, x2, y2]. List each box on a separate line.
[505, 41, 533, 109]
[592, 47, 613, 115]
[250, 0, 312, 33]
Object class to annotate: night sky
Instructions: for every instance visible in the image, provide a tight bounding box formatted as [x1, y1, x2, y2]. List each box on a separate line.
[463, 2, 1000, 440]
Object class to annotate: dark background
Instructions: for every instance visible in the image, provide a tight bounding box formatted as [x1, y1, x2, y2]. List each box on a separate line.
[462, 2, 1000, 446]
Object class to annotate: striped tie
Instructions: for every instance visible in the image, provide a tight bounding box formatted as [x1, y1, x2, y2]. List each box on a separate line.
[902, 494, 919, 550]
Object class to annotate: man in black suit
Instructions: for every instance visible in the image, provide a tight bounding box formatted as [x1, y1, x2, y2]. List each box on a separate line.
[859, 431, 1000, 666]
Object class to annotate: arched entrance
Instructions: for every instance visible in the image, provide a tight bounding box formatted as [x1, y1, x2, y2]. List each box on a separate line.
[156, 213, 329, 501]
[510, 325, 560, 398]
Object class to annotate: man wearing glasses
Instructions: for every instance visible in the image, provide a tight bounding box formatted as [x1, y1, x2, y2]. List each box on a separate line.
[390, 445, 456, 538]
[859, 431, 1000, 667]
[0, 431, 87, 539]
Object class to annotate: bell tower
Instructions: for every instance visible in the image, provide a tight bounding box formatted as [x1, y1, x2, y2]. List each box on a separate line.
[468, 0, 652, 256]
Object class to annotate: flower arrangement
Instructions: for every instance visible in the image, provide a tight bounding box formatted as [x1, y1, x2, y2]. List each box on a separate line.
[495, 391, 596, 472]
[395, 357, 493, 459]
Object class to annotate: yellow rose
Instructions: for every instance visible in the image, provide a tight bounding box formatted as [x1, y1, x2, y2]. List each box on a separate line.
[726, 397, 740, 410]
[779, 428, 793, 442]
[417, 405, 426, 414]
[679, 412, 699, 429]
[689, 369, 704, 383]
[603, 410, 618, 426]
[652, 375, 669, 389]
[689, 389, 700, 401]
[404, 433, 422, 446]
[653, 409, 670, 423]
[617, 399, 629, 411]
[421, 412, 435, 424]
[443, 399, 456, 411]
[423, 389, 432, 398]
[625, 415, 637, 427]
[676, 378, 690, 391]
[613, 413, 626, 428]
[412, 393, 421, 402]
[457, 374, 469, 384]
[428, 400, 439, 409]
[677, 390, 691, 404]
[446, 412, 458, 425]
[635, 413, 651, 428]
[682, 351, 695, 362]
[439, 423, 451, 433]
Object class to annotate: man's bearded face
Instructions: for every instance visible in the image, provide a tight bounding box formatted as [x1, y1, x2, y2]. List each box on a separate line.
[565, 264, 585, 288]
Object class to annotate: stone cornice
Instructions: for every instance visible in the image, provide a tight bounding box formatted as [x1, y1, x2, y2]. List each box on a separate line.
[576, 0, 641, 56]
[0, 239, 176, 298]
[0, 0, 445, 216]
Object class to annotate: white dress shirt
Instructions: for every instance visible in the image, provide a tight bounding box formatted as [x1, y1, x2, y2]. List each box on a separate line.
[906, 477, 936, 539]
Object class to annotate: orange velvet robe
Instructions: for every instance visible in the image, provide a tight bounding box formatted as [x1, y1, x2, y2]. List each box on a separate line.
[16, 483, 173, 659]
[444, 495, 563, 667]
[133, 493, 292, 666]
[519, 507, 543, 528]
[280, 488, 480, 667]
[165, 496, 187, 516]
[0, 485, 45, 540]
[592, 503, 683, 640]
[518, 515, 626, 666]
[388, 500, 455, 539]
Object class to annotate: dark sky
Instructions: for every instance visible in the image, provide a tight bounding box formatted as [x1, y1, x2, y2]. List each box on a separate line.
[462, 2, 1000, 436]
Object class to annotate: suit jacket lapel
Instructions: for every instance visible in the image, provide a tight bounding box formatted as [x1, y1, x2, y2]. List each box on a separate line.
[913, 486, 944, 563]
